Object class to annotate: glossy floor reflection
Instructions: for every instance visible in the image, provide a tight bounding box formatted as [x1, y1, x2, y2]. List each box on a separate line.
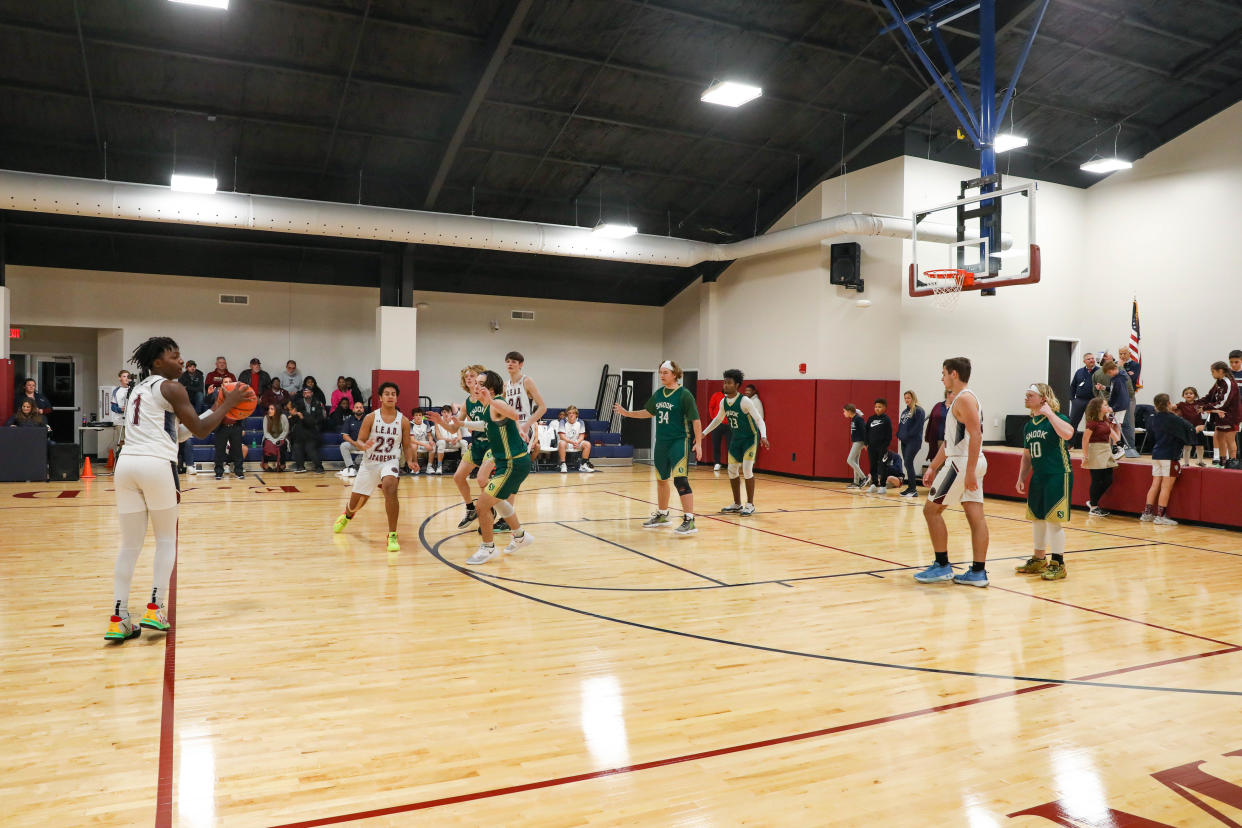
[2, 467, 1241, 826]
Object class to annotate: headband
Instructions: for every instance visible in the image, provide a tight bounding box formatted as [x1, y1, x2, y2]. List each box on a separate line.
[660, 360, 674, 371]
[1027, 384, 1042, 394]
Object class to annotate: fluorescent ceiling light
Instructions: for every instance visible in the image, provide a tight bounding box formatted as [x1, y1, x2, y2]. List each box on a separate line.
[168, 0, 229, 8]
[1080, 157, 1132, 174]
[994, 132, 1028, 153]
[592, 222, 637, 239]
[170, 173, 218, 193]
[701, 81, 763, 108]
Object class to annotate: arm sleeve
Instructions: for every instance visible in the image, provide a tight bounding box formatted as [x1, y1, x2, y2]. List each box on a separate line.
[461, 419, 487, 432]
[740, 395, 767, 439]
[701, 405, 726, 435]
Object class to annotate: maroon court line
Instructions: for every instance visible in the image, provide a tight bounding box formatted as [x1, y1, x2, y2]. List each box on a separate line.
[606, 491, 1234, 647]
[266, 645, 1240, 828]
[156, 560, 178, 828]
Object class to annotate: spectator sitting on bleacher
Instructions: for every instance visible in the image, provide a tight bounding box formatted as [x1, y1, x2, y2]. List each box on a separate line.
[262, 403, 289, 473]
[409, 409, 436, 475]
[239, 358, 271, 400]
[336, 401, 367, 478]
[301, 376, 327, 407]
[331, 376, 354, 412]
[280, 360, 302, 395]
[558, 406, 595, 473]
[204, 356, 235, 408]
[326, 395, 354, 432]
[179, 360, 206, 412]
[259, 377, 290, 414]
[434, 405, 461, 474]
[288, 389, 325, 473]
[6, 399, 47, 429]
[528, 418, 558, 471]
[345, 377, 365, 407]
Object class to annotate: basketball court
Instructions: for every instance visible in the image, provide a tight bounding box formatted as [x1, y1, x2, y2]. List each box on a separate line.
[5, 468, 1241, 826]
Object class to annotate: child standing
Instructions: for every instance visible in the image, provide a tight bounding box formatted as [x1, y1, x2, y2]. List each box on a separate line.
[1142, 393, 1204, 526]
[1200, 361, 1239, 467]
[1175, 387, 1205, 467]
[843, 404, 867, 489]
[1080, 397, 1120, 516]
[866, 398, 894, 494]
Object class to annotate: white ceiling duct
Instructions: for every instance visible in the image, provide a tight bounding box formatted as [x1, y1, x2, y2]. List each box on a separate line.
[0, 169, 1008, 268]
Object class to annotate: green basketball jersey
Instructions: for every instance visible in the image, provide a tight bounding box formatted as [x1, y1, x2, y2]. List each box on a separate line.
[645, 386, 699, 440]
[1023, 414, 1072, 475]
[483, 402, 526, 460]
[465, 396, 489, 447]
[723, 393, 756, 440]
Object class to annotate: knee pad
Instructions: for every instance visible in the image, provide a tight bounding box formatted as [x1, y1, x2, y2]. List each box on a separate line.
[727, 461, 740, 480]
[1032, 519, 1048, 549]
[673, 476, 692, 496]
[493, 499, 515, 518]
[742, 459, 755, 480]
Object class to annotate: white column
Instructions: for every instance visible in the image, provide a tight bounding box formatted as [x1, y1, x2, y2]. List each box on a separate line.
[376, 306, 417, 370]
[0, 286, 10, 360]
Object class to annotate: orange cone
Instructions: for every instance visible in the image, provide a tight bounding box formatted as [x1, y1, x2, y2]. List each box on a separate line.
[106, 448, 116, 470]
[82, 456, 96, 479]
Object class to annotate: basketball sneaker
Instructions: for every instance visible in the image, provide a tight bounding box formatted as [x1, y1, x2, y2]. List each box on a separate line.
[457, 504, 478, 529]
[673, 516, 697, 536]
[104, 612, 140, 642]
[720, 503, 743, 513]
[466, 543, 499, 565]
[139, 603, 170, 632]
[953, 568, 989, 587]
[580, 461, 596, 473]
[1014, 556, 1048, 574]
[913, 563, 955, 583]
[560, 463, 568, 473]
[867, 485, 878, 493]
[387, 532, 400, 552]
[1088, 504, 1109, 517]
[1140, 510, 1155, 522]
[713, 463, 721, 471]
[1041, 561, 1067, 580]
[333, 513, 351, 533]
[900, 488, 918, 498]
[1154, 514, 1178, 526]
[493, 518, 512, 533]
[739, 504, 756, 516]
[642, 511, 672, 529]
[504, 530, 534, 554]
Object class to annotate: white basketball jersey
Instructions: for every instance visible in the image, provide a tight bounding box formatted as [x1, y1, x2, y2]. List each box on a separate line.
[945, 388, 981, 459]
[364, 410, 404, 465]
[505, 374, 531, 419]
[123, 376, 179, 462]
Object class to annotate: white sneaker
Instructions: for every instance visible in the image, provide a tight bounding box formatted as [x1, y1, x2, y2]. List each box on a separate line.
[466, 544, 499, 565]
[1140, 512, 1155, 522]
[504, 531, 534, 554]
[335, 469, 348, 477]
[739, 504, 756, 516]
[187, 465, 198, 475]
[348, 467, 358, 478]
[867, 485, 878, 493]
[720, 503, 742, 513]
[1154, 515, 1178, 526]
[559, 462, 568, 473]
[435, 465, 443, 475]
[877, 487, 888, 495]
[713, 463, 721, 471]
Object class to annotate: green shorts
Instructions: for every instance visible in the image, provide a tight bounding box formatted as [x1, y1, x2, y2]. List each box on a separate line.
[653, 437, 689, 481]
[469, 440, 490, 466]
[727, 433, 757, 465]
[485, 453, 530, 500]
[1026, 472, 1072, 523]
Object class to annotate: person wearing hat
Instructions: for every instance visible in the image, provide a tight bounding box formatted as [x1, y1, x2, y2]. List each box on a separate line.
[238, 358, 271, 402]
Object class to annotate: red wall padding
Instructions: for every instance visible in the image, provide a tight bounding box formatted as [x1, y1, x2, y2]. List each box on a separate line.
[814, 380, 854, 478]
[370, 369, 419, 413]
[0, 359, 13, 426]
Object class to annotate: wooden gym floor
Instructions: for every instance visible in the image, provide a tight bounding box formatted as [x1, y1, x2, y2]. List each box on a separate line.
[3, 465, 1242, 827]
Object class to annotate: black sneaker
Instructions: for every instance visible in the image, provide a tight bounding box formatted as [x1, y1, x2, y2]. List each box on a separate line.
[294, 466, 306, 474]
[236, 471, 246, 480]
[493, 518, 512, 533]
[214, 472, 224, 480]
[457, 506, 478, 529]
[177, 464, 186, 474]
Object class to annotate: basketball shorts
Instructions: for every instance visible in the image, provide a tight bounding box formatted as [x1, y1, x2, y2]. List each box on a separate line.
[469, 440, 490, 466]
[485, 453, 531, 500]
[653, 437, 689, 481]
[115, 454, 180, 514]
[1025, 472, 1072, 523]
[928, 455, 988, 506]
[352, 459, 399, 497]
[727, 433, 757, 465]
[1152, 459, 1179, 477]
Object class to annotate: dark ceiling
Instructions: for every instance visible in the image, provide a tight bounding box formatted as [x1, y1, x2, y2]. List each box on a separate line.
[1, 0, 1240, 305]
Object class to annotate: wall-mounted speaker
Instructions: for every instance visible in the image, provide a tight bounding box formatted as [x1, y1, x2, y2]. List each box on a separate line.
[829, 242, 863, 292]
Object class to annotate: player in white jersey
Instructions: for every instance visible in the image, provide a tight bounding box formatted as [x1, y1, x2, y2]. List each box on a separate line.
[332, 383, 418, 552]
[479, 351, 548, 532]
[105, 337, 253, 642]
[914, 357, 991, 587]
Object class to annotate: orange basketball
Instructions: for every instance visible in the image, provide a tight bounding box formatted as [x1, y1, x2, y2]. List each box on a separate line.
[216, 381, 258, 422]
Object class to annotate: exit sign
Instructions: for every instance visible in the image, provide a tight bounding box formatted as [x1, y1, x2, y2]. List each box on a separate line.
[8, 328, 20, 340]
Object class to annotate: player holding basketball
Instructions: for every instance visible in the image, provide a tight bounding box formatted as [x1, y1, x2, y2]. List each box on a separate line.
[465, 370, 534, 565]
[106, 336, 254, 641]
[1014, 383, 1076, 581]
[332, 382, 418, 552]
[914, 357, 991, 586]
[614, 360, 703, 536]
[478, 351, 548, 533]
[428, 365, 490, 529]
[702, 369, 769, 515]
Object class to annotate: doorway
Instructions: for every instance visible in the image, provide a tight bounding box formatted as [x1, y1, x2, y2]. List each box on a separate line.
[13, 354, 80, 442]
[1047, 338, 1078, 405]
[620, 370, 653, 452]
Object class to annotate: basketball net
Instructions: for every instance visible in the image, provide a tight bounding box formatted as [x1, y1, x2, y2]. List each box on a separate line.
[924, 269, 973, 311]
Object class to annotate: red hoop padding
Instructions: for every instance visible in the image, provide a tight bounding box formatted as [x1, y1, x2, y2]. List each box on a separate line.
[922, 269, 975, 287]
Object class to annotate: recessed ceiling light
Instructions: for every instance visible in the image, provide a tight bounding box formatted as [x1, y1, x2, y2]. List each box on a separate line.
[171, 174, 218, 193]
[592, 222, 638, 239]
[1079, 157, 1132, 174]
[993, 132, 1028, 153]
[701, 81, 763, 108]
[168, 0, 229, 9]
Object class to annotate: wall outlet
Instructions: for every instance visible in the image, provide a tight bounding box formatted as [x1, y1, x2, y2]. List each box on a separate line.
[993, 418, 999, 427]
[792, 452, 796, 461]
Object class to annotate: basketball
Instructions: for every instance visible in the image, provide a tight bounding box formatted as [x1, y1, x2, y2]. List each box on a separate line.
[216, 381, 257, 422]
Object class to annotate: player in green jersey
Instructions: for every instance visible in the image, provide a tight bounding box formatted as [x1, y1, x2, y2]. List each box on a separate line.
[1015, 383, 1077, 581]
[614, 359, 703, 536]
[427, 365, 490, 529]
[702, 369, 770, 515]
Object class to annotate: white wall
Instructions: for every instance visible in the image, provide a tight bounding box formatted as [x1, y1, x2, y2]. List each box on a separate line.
[661, 278, 701, 369]
[411, 290, 662, 407]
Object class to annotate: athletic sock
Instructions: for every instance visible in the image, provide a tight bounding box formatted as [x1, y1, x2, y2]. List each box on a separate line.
[1157, 505, 1167, 517]
[658, 509, 669, 516]
[1051, 553, 1064, 564]
[1142, 503, 1154, 516]
[514, 529, 525, 539]
[970, 561, 986, 572]
[934, 551, 949, 567]
[113, 600, 129, 620]
[685, 513, 695, 520]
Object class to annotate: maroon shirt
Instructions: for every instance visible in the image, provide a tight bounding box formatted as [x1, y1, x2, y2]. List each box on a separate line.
[204, 369, 236, 395]
[1084, 420, 1112, 444]
[1175, 401, 1202, 426]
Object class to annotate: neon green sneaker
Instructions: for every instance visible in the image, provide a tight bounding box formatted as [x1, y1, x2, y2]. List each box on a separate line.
[386, 532, 400, 553]
[333, 513, 351, 534]
[1015, 556, 1048, 574]
[1041, 561, 1067, 581]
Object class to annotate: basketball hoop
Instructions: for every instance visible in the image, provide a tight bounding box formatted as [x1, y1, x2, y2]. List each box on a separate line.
[923, 268, 974, 310]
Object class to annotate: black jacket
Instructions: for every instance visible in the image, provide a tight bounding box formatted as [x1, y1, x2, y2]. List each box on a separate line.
[289, 398, 325, 438]
[866, 413, 893, 448]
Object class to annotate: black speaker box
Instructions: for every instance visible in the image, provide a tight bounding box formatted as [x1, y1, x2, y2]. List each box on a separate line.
[49, 443, 81, 482]
[829, 242, 861, 286]
[1004, 415, 1027, 448]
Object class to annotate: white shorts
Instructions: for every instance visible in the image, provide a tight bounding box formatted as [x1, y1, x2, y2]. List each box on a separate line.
[1152, 459, 1177, 477]
[352, 459, 400, 497]
[928, 455, 988, 507]
[115, 454, 180, 514]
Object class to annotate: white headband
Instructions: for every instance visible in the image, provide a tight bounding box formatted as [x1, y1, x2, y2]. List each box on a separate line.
[1027, 384, 1042, 394]
[660, 360, 674, 371]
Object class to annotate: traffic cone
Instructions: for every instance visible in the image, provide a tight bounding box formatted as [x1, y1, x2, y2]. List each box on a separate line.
[106, 448, 116, 470]
[82, 456, 96, 479]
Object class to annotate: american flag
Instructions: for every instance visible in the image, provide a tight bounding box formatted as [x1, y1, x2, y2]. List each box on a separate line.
[1129, 298, 1141, 388]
